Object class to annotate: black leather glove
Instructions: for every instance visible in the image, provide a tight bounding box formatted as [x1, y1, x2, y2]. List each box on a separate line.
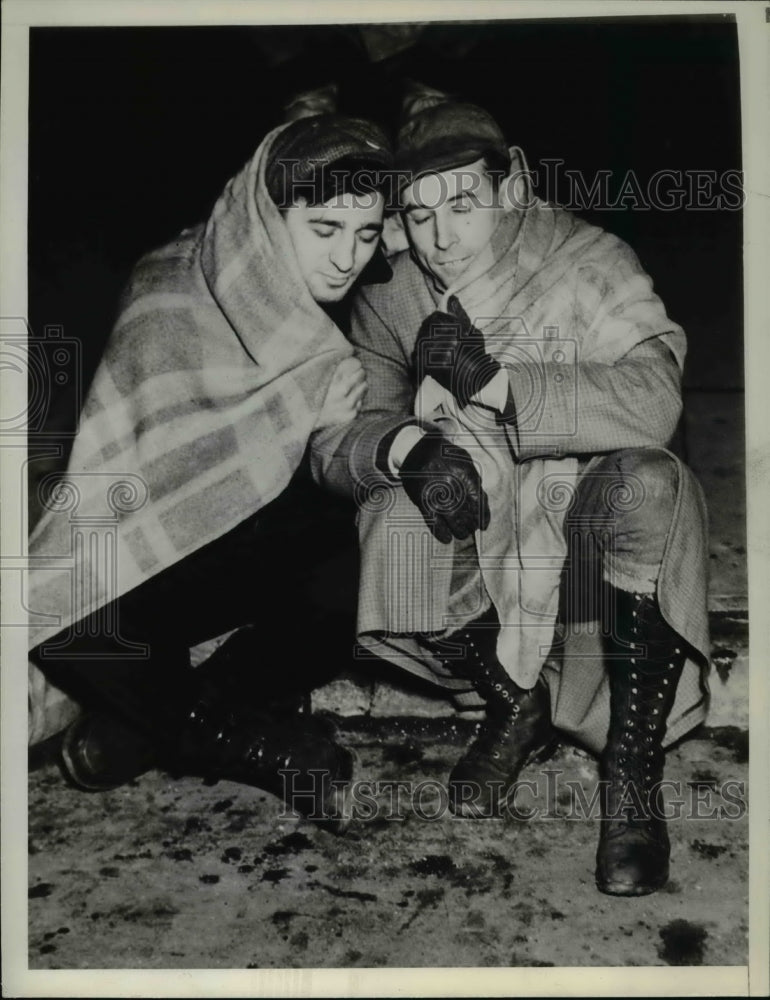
[399, 434, 490, 544]
[412, 295, 501, 409]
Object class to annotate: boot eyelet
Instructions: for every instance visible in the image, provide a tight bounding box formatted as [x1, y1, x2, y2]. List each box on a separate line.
[630, 658, 636, 664]
[657, 692, 664, 699]
[494, 683, 502, 691]
[652, 709, 659, 715]
[630, 703, 636, 711]
[663, 679, 669, 686]
[492, 751, 500, 760]
[631, 672, 637, 680]
[675, 648, 681, 654]
[631, 687, 637, 694]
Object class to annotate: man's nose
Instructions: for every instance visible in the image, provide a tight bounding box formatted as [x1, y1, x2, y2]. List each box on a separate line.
[433, 213, 458, 251]
[329, 234, 355, 273]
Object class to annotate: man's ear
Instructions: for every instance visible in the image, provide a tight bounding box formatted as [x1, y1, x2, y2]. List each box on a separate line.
[382, 213, 410, 256]
[499, 145, 535, 213]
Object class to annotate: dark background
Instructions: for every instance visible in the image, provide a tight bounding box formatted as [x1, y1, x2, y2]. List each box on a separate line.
[28, 17, 743, 438]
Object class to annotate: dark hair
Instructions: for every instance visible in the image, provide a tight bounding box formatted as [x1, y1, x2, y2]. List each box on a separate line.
[265, 114, 392, 209]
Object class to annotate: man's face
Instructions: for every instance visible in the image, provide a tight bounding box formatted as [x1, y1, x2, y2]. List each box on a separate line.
[402, 158, 507, 290]
[283, 191, 385, 304]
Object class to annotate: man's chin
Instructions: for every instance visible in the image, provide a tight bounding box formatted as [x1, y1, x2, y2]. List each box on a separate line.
[415, 256, 474, 291]
[312, 283, 350, 305]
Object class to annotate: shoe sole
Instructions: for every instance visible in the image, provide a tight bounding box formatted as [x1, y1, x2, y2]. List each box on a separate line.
[60, 717, 155, 792]
[60, 723, 124, 792]
[595, 860, 670, 896]
[595, 874, 668, 897]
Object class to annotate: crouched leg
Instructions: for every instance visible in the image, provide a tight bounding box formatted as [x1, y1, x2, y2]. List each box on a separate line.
[571, 448, 709, 894]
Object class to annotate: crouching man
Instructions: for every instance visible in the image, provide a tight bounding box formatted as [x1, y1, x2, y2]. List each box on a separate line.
[311, 95, 711, 889]
[28, 113, 394, 831]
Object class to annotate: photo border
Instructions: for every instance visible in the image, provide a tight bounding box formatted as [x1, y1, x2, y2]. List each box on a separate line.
[2, 1, 768, 996]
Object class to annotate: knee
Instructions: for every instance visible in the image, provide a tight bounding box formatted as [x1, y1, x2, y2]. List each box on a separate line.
[616, 447, 679, 498]
[590, 448, 680, 523]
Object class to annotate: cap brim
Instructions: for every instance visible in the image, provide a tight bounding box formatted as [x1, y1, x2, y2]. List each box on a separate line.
[394, 146, 502, 203]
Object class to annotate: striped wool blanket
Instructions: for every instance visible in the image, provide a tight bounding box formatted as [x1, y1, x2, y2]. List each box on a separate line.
[28, 125, 353, 653]
[413, 200, 687, 686]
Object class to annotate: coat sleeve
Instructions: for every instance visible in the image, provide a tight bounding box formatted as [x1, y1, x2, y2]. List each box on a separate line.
[503, 257, 685, 459]
[309, 289, 418, 497]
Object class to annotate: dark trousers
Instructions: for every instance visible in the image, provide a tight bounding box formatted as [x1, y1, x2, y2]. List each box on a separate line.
[31, 465, 359, 740]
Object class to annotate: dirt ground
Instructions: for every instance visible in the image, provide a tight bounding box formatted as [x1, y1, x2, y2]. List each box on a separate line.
[28, 716, 747, 971]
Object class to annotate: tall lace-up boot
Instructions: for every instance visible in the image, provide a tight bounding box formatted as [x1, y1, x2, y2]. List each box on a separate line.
[57, 658, 356, 833]
[438, 610, 554, 818]
[596, 588, 687, 895]
[172, 691, 356, 834]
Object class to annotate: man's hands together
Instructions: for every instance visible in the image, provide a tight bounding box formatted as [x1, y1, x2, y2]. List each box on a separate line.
[316, 357, 366, 429]
[399, 434, 490, 544]
[412, 295, 500, 409]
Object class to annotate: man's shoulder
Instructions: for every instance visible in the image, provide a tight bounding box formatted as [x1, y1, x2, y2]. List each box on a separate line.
[551, 205, 644, 273]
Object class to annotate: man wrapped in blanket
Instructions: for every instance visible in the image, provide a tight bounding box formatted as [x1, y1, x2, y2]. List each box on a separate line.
[28, 113, 394, 831]
[311, 96, 711, 891]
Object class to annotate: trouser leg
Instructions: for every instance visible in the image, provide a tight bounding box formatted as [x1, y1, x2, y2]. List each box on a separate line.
[32, 473, 360, 824]
[565, 447, 680, 611]
[567, 448, 703, 895]
[32, 471, 358, 745]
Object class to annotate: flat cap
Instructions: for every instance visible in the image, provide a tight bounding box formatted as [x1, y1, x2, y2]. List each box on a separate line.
[395, 101, 510, 186]
[265, 114, 392, 206]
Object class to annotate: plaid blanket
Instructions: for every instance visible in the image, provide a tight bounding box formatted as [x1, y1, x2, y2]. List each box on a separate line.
[413, 201, 687, 685]
[28, 125, 353, 655]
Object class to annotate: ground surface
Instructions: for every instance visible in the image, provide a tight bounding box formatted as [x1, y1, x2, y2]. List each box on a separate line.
[28, 716, 748, 971]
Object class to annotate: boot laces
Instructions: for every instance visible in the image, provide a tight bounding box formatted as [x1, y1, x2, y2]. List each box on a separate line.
[612, 637, 682, 791]
[470, 707, 521, 760]
[186, 701, 297, 772]
[442, 641, 526, 762]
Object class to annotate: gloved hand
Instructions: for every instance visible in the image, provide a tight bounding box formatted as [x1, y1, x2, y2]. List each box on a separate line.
[412, 295, 501, 409]
[399, 433, 490, 544]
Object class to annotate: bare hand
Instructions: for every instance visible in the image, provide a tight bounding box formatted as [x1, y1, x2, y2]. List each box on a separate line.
[316, 357, 367, 429]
